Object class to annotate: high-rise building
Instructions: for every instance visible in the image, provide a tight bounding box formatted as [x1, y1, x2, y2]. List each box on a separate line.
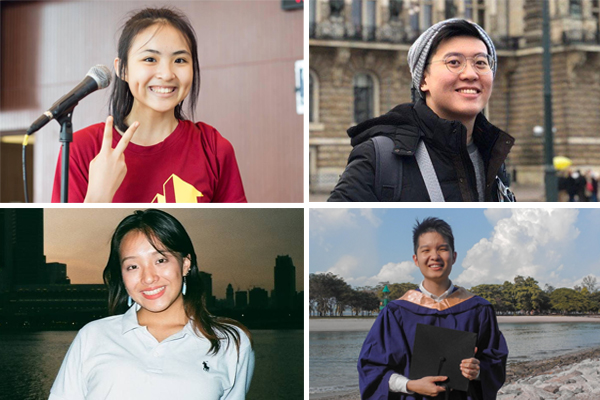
[235, 290, 248, 309]
[274, 255, 296, 309]
[249, 287, 269, 309]
[226, 283, 234, 308]
[199, 271, 214, 308]
[0, 209, 46, 288]
[0, 209, 104, 328]
[0, 209, 12, 291]
[43, 262, 70, 285]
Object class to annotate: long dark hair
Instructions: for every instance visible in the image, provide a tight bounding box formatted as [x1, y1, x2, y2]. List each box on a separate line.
[109, 7, 201, 133]
[103, 209, 249, 354]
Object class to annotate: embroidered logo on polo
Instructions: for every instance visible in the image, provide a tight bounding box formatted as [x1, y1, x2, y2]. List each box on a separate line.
[203, 361, 210, 372]
[152, 174, 204, 203]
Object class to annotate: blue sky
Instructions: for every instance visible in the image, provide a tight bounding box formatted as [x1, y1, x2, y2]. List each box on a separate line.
[310, 208, 600, 290]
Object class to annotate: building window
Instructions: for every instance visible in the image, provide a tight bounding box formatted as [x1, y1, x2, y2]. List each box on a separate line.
[570, 0, 582, 17]
[310, 0, 316, 37]
[309, 70, 319, 124]
[593, 0, 600, 42]
[465, 0, 486, 27]
[366, 0, 377, 40]
[352, 0, 378, 40]
[408, 1, 436, 38]
[409, 2, 420, 33]
[423, 0, 433, 28]
[354, 73, 375, 123]
[477, 0, 485, 26]
[352, 0, 363, 39]
[445, 0, 457, 19]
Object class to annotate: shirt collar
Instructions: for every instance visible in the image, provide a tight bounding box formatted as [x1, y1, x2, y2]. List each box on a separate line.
[120, 303, 196, 340]
[121, 303, 143, 335]
[419, 280, 454, 303]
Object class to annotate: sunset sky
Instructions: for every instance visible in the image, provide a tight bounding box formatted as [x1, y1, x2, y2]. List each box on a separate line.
[44, 208, 304, 298]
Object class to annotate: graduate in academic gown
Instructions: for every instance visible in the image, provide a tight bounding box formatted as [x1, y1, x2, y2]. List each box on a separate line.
[357, 218, 508, 400]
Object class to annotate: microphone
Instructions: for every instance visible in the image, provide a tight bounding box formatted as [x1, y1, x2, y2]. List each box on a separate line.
[27, 65, 112, 134]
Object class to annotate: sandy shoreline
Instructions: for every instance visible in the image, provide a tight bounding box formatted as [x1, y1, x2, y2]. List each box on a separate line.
[310, 347, 600, 400]
[310, 315, 600, 331]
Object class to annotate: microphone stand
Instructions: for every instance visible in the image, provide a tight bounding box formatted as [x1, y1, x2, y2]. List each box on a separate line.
[56, 108, 75, 203]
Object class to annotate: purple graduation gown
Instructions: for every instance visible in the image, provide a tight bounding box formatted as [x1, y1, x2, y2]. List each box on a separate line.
[358, 287, 508, 400]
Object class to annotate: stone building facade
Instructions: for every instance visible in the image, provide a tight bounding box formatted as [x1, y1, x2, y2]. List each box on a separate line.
[309, 0, 600, 192]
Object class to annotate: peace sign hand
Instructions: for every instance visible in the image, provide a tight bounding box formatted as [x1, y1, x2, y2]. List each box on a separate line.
[84, 116, 139, 203]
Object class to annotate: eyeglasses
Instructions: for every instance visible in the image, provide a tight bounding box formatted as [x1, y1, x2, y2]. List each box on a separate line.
[428, 53, 495, 75]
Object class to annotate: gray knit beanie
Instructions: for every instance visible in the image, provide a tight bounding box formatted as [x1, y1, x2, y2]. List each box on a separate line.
[407, 18, 497, 99]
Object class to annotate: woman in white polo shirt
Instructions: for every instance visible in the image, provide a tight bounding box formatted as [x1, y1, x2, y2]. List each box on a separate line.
[49, 209, 254, 400]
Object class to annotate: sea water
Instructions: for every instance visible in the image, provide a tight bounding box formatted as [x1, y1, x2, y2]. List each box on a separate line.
[0, 329, 303, 400]
[309, 322, 600, 398]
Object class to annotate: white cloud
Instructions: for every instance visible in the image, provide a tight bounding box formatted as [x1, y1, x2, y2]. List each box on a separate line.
[359, 209, 382, 227]
[572, 274, 600, 291]
[310, 208, 383, 237]
[456, 209, 580, 287]
[483, 208, 512, 225]
[343, 261, 418, 288]
[327, 255, 361, 277]
[310, 208, 356, 232]
[310, 208, 383, 231]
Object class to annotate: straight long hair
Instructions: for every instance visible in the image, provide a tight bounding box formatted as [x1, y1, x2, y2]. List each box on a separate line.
[109, 7, 201, 132]
[103, 209, 249, 354]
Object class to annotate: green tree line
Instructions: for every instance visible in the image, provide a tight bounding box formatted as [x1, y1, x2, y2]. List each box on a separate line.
[309, 273, 600, 316]
[309, 273, 381, 316]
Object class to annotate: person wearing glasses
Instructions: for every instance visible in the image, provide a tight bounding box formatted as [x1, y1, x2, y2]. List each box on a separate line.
[328, 19, 516, 202]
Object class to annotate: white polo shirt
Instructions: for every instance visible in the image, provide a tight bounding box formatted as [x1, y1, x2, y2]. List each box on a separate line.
[49, 305, 254, 400]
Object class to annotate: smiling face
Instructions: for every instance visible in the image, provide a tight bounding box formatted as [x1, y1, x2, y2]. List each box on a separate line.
[116, 23, 193, 116]
[120, 230, 191, 314]
[420, 36, 493, 125]
[412, 231, 457, 286]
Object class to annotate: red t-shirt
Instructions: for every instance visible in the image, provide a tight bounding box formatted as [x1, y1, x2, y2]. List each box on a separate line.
[52, 120, 246, 203]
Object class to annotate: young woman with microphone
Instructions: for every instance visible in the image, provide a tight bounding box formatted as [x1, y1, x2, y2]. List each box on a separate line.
[49, 209, 254, 399]
[51, 7, 246, 203]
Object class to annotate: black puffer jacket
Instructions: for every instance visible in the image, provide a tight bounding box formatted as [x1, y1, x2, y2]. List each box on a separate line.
[328, 99, 515, 202]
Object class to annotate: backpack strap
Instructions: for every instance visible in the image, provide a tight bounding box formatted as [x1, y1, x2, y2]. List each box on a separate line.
[372, 136, 402, 202]
[414, 140, 445, 202]
[371, 125, 448, 202]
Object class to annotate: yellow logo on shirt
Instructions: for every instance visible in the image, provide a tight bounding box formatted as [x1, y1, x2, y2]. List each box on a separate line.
[152, 174, 204, 203]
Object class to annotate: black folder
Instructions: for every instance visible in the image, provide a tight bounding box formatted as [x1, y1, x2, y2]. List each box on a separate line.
[408, 323, 477, 392]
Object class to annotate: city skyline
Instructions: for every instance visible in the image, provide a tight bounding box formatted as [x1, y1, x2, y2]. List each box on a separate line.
[43, 208, 303, 298]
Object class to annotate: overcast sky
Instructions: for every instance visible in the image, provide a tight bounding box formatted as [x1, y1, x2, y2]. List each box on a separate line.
[310, 208, 600, 290]
[44, 208, 303, 298]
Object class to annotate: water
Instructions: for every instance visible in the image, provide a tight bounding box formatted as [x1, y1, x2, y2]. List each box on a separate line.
[0, 331, 76, 400]
[309, 331, 368, 397]
[0, 329, 303, 400]
[249, 330, 304, 400]
[500, 322, 600, 362]
[309, 322, 600, 398]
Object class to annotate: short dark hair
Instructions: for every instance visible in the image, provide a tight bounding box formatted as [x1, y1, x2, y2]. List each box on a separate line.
[425, 19, 490, 67]
[412, 217, 455, 254]
[109, 7, 201, 133]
